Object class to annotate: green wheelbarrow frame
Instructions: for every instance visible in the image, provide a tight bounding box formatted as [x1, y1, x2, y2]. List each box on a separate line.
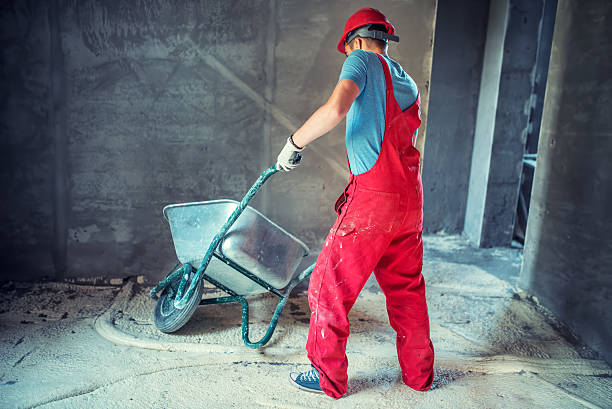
[150, 165, 315, 348]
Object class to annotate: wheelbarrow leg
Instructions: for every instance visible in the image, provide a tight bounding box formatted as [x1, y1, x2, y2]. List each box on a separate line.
[239, 263, 314, 348]
[199, 295, 288, 348]
[240, 295, 288, 348]
[197, 263, 315, 348]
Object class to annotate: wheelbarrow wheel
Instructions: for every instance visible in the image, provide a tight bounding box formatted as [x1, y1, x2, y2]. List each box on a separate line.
[153, 268, 204, 333]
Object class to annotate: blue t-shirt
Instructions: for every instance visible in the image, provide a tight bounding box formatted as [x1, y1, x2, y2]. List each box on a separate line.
[339, 49, 419, 175]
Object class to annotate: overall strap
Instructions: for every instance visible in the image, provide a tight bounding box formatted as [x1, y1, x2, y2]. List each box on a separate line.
[376, 54, 394, 93]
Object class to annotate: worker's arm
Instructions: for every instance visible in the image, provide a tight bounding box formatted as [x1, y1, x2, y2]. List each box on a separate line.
[276, 79, 360, 171]
[291, 78, 360, 148]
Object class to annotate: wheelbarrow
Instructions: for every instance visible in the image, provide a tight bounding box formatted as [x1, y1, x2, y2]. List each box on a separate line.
[149, 165, 315, 348]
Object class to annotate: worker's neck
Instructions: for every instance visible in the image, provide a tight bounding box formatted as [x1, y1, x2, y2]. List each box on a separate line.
[359, 46, 387, 56]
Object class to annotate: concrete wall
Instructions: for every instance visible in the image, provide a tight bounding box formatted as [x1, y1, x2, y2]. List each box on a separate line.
[0, 0, 437, 282]
[424, 0, 555, 242]
[465, 0, 545, 247]
[520, 0, 612, 364]
[1, 1, 56, 280]
[422, 0, 489, 234]
[512, 0, 557, 242]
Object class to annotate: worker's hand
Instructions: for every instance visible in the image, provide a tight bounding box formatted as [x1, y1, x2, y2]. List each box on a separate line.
[276, 136, 304, 171]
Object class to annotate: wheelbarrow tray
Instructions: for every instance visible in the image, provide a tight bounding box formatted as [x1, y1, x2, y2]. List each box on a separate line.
[163, 199, 310, 295]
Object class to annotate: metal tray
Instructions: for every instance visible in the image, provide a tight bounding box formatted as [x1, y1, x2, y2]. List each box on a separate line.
[163, 200, 309, 295]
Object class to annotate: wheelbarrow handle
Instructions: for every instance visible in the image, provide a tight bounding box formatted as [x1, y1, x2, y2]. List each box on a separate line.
[170, 165, 281, 308]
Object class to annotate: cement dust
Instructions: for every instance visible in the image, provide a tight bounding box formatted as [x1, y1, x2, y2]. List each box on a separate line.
[0, 235, 610, 408]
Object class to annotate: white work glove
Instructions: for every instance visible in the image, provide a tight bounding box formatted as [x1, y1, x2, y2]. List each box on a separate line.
[276, 135, 304, 171]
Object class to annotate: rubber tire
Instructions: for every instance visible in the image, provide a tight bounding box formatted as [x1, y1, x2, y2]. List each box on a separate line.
[154, 268, 204, 333]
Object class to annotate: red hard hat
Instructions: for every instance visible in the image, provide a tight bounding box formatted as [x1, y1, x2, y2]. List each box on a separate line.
[337, 8, 396, 54]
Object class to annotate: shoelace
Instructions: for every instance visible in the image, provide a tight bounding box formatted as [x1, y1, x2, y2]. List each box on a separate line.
[299, 368, 319, 383]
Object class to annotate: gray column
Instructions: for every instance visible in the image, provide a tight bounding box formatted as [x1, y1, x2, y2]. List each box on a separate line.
[464, 0, 544, 247]
[423, 0, 489, 234]
[520, 0, 612, 364]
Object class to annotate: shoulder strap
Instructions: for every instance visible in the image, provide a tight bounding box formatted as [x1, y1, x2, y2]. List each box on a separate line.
[376, 54, 394, 93]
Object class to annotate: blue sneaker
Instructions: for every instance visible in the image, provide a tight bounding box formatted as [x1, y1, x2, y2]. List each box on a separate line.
[289, 366, 324, 394]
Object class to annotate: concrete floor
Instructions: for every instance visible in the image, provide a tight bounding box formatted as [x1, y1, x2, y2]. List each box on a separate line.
[1, 235, 610, 408]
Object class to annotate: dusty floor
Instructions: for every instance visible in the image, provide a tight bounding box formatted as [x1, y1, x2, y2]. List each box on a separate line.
[1, 234, 610, 408]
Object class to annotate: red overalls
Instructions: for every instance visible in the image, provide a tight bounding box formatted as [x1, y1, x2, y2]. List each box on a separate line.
[306, 54, 434, 398]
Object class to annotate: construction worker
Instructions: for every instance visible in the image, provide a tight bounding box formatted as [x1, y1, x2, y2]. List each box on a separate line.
[277, 8, 434, 398]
